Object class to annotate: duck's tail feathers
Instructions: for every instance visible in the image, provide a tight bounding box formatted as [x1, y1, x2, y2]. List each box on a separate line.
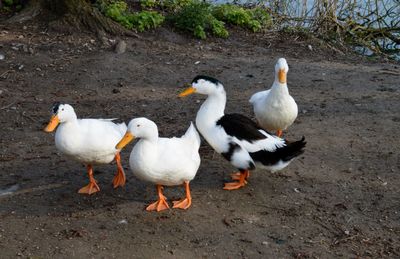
[281, 136, 306, 161]
[182, 122, 201, 149]
[249, 136, 306, 166]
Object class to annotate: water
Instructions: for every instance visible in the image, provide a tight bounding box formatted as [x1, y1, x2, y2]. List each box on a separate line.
[212, 0, 400, 60]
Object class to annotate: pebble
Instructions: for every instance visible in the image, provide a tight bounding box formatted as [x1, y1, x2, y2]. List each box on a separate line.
[308, 44, 313, 51]
[194, 61, 201, 65]
[115, 40, 127, 54]
[23, 26, 27, 30]
[262, 241, 269, 246]
[0, 53, 4, 60]
[118, 219, 128, 224]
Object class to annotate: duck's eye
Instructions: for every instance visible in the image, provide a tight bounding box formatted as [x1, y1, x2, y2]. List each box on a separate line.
[61, 108, 64, 111]
[137, 124, 140, 127]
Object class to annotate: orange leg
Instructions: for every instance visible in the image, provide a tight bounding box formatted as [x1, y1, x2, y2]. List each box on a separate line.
[223, 170, 250, 190]
[146, 185, 170, 212]
[112, 152, 126, 189]
[78, 164, 100, 195]
[276, 129, 283, 138]
[173, 181, 192, 210]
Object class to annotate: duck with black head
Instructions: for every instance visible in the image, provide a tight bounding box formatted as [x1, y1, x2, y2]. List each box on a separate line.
[179, 75, 305, 190]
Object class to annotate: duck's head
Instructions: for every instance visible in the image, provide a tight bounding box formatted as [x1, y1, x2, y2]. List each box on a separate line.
[44, 103, 76, 132]
[275, 58, 289, 84]
[179, 75, 223, 97]
[116, 117, 158, 150]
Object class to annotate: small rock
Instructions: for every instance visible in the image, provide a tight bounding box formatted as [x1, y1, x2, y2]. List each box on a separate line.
[382, 182, 388, 186]
[344, 230, 350, 235]
[194, 61, 200, 65]
[112, 88, 120, 94]
[308, 45, 313, 51]
[36, 67, 42, 71]
[18, 65, 24, 70]
[28, 47, 34, 54]
[90, 39, 95, 44]
[294, 188, 300, 193]
[22, 45, 28, 52]
[115, 40, 127, 54]
[302, 109, 307, 114]
[151, 89, 155, 92]
[23, 26, 27, 30]
[18, 35, 24, 39]
[262, 241, 269, 246]
[0, 90, 3, 95]
[0, 53, 4, 60]
[118, 219, 128, 224]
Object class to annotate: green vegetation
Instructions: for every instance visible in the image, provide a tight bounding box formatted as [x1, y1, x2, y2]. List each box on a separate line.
[98, 0, 164, 31]
[213, 5, 271, 32]
[1, 0, 22, 12]
[96, 0, 272, 39]
[169, 1, 228, 39]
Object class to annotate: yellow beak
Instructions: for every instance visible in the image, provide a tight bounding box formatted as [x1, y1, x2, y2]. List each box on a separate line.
[116, 132, 135, 150]
[44, 115, 60, 132]
[178, 86, 196, 97]
[278, 69, 286, 84]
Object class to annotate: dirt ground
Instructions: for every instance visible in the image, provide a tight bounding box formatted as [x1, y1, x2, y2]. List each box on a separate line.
[0, 22, 399, 258]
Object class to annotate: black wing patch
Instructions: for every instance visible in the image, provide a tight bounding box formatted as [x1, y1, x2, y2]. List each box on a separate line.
[216, 113, 266, 141]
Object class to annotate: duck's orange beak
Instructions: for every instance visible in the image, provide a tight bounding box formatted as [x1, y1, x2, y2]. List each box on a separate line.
[44, 115, 60, 132]
[178, 86, 196, 97]
[278, 69, 287, 84]
[116, 132, 134, 150]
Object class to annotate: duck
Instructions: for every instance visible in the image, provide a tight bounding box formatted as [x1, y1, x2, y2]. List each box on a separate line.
[179, 75, 305, 190]
[249, 58, 298, 137]
[116, 117, 201, 212]
[44, 102, 127, 194]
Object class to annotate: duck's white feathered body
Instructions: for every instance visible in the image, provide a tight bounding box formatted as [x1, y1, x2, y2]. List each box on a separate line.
[250, 84, 298, 132]
[129, 122, 201, 186]
[55, 118, 126, 164]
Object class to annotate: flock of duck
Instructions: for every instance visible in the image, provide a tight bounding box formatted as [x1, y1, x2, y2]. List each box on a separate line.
[44, 58, 306, 212]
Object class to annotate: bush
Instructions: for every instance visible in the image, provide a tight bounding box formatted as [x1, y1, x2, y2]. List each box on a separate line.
[129, 11, 165, 32]
[99, 0, 164, 31]
[169, 1, 228, 39]
[213, 5, 271, 32]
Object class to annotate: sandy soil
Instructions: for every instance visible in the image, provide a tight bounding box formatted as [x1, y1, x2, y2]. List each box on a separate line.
[0, 23, 399, 258]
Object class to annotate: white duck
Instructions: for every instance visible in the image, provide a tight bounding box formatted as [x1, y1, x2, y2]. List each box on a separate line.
[249, 58, 298, 137]
[44, 102, 127, 194]
[179, 75, 305, 190]
[116, 117, 201, 212]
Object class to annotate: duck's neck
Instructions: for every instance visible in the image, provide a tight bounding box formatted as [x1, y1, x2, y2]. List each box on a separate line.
[196, 87, 226, 131]
[270, 80, 289, 96]
[61, 114, 79, 129]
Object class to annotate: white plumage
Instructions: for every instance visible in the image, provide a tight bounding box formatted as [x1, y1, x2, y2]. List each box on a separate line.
[249, 58, 298, 136]
[116, 117, 201, 211]
[44, 103, 127, 194]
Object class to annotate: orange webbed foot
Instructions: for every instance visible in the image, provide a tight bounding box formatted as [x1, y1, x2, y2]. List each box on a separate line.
[78, 181, 100, 195]
[146, 185, 170, 212]
[146, 198, 170, 212]
[112, 169, 126, 188]
[223, 181, 246, 190]
[173, 198, 191, 210]
[172, 181, 192, 210]
[223, 170, 250, 190]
